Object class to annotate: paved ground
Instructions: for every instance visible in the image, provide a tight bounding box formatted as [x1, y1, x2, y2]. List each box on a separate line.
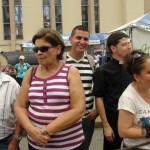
[19, 128, 103, 150]
[89, 128, 103, 150]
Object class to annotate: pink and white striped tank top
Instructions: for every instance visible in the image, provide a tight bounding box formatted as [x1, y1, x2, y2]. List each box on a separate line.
[27, 64, 84, 150]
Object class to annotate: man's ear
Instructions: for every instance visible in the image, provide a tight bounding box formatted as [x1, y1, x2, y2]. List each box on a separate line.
[110, 45, 116, 53]
[69, 36, 73, 43]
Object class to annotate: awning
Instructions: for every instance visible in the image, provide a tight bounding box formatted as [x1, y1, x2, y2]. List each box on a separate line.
[61, 34, 71, 46]
[89, 33, 100, 45]
[22, 32, 104, 50]
[61, 33, 101, 46]
[22, 40, 34, 50]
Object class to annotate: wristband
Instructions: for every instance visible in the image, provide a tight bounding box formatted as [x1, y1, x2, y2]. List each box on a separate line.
[13, 134, 22, 141]
[145, 127, 150, 138]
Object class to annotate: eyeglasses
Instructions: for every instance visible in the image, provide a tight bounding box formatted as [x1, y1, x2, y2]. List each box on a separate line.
[121, 42, 132, 47]
[33, 46, 54, 53]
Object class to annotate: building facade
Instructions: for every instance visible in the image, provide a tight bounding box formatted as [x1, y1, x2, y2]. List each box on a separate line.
[0, 0, 150, 51]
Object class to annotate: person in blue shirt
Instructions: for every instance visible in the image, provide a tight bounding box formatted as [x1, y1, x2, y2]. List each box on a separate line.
[15, 55, 30, 86]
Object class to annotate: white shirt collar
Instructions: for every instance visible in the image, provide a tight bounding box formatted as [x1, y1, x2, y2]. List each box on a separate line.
[119, 61, 124, 64]
[0, 71, 10, 86]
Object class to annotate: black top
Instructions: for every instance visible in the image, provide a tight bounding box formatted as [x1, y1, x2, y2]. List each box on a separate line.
[92, 58, 132, 111]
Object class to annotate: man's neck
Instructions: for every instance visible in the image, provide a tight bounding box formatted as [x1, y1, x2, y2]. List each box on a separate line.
[112, 55, 124, 64]
[112, 55, 124, 61]
[69, 50, 85, 61]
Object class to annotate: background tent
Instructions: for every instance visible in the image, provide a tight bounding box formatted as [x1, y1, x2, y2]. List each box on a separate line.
[22, 40, 34, 51]
[22, 33, 103, 50]
[109, 13, 150, 54]
[61, 33, 102, 46]
[22, 32, 105, 48]
[0, 33, 105, 66]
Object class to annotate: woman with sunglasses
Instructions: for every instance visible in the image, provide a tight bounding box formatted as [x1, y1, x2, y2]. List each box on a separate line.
[14, 28, 85, 150]
[118, 50, 150, 150]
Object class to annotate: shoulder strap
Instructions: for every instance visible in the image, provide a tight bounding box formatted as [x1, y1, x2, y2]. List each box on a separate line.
[62, 52, 95, 72]
[62, 52, 67, 63]
[30, 66, 37, 85]
[87, 54, 95, 72]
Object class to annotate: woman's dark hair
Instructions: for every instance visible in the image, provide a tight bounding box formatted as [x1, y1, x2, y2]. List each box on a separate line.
[124, 49, 150, 80]
[32, 28, 65, 60]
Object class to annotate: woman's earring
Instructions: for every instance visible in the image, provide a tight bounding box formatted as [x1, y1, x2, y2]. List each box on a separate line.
[137, 82, 141, 87]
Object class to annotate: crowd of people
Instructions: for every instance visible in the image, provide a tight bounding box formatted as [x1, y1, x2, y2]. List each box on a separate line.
[0, 25, 150, 150]
[0, 55, 30, 86]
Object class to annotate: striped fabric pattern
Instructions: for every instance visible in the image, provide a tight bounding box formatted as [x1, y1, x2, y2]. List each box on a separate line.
[66, 53, 99, 115]
[0, 72, 20, 140]
[27, 64, 84, 150]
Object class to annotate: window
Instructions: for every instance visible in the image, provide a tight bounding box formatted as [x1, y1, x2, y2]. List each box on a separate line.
[43, 0, 50, 28]
[94, 0, 99, 32]
[42, 0, 62, 33]
[55, 0, 62, 33]
[15, 0, 23, 39]
[2, 0, 10, 40]
[81, 0, 88, 28]
[81, 0, 100, 32]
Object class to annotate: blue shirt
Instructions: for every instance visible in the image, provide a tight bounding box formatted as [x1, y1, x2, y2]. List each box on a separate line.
[15, 63, 30, 78]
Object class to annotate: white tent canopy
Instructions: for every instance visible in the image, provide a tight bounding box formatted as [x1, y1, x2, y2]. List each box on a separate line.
[109, 13, 150, 54]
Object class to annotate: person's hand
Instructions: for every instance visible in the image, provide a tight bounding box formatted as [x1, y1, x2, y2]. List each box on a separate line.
[104, 126, 115, 143]
[28, 126, 50, 146]
[86, 110, 99, 120]
[8, 139, 20, 150]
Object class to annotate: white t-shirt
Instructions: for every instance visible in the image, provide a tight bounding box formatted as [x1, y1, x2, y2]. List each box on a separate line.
[118, 84, 150, 149]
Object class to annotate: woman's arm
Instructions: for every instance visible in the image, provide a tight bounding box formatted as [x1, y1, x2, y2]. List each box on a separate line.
[118, 109, 146, 139]
[46, 66, 85, 135]
[14, 67, 33, 130]
[14, 67, 50, 145]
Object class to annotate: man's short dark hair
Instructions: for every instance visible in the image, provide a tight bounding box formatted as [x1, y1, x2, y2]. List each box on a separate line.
[107, 31, 130, 52]
[71, 25, 89, 36]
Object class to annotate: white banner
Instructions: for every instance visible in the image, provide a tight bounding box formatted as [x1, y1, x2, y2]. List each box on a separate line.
[132, 28, 150, 54]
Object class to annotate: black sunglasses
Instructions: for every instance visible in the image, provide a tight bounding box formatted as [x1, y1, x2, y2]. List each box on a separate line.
[33, 46, 54, 53]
